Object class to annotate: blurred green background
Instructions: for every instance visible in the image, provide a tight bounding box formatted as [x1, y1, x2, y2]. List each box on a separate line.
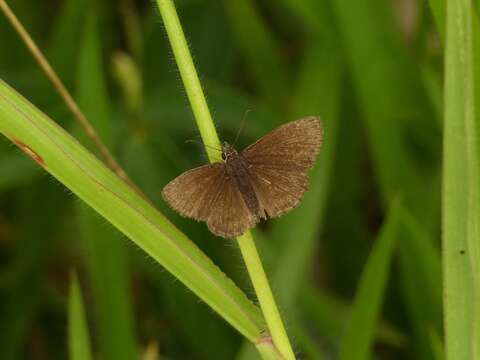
[0, 0, 445, 359]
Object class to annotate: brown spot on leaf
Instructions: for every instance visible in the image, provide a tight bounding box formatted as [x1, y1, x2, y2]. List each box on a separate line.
[13, 139, 44, 166]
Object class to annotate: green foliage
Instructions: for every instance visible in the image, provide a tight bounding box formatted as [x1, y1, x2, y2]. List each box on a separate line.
[0, 0, 477, 358]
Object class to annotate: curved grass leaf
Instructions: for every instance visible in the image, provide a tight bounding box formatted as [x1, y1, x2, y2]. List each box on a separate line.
[339, 202, 400, 360]
[69, 272, 93, 360]
[0, 79, 264, 342]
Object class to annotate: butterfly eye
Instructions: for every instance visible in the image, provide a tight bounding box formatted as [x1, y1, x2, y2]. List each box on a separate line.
[221, 153, 226, 161]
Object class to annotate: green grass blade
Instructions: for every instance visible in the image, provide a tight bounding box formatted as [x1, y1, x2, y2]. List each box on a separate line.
[79, 206, 139, 360]
[331, 0, 440, 231]
[300, 287, 408, 349]
[443, 0, 480, 358]
[224, 0, 289, 109]
[270, 37, 342, 308]
[339, 202, 400, 360]
[292, 326, 327, 360]
[0, 78, 264, 341]
[75, 15, 139, 360]
[397, 205, 442, 360]
[74, 15, 112, 147]
[428, 0, 446, 41]
[69, 272, 93, 360]
[48, 0, 86, 87]
[0, 182, 59, 360]
[275, 0, 322, 33]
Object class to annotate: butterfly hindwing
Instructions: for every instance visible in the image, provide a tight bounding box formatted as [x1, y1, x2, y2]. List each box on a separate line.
[162, 162, 257, 237]
[206, 173, 258, 238]
[242, 117, 323, 218]
[248, 165, 310, 217]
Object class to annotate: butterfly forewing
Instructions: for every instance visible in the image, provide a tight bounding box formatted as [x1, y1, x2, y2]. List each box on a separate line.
[242, 117, 323, 218]
[162, 163, 226, 221]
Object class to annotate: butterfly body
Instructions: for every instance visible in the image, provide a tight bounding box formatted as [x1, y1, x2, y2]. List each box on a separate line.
[222, 142, 264, 219]
[162, 117, 323, 238]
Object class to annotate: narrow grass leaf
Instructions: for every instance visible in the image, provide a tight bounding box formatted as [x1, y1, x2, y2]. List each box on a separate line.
[75, 15, 139, 360]
[292, 325, 327, 360]
[48, 0, 87, 87]
[0, 182, 62, 360]
[270, 37, 342, 307]
[464, 1, 480, 357]
[339, 202, 400, 360]
[0, 79, 264, 341]
[300, 287, 407, 349]
[428, 0, 446, 41]
[69, 272, 93, 360]
[274, 0, 322, 34]
[442, 0, 479, 358]
[397, 205, 442, 360]
[331, 0, 440, 231]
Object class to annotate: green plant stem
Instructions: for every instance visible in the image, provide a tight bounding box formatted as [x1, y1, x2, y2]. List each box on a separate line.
[155, 0, 220, 161]
[155, 1, 295, 358]
[238, 232, 295, 360]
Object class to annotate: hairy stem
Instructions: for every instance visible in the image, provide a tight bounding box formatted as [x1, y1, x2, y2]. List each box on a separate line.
[155, 0, 295, 358]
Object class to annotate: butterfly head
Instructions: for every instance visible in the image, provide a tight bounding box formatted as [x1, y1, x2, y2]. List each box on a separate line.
[221, 142, 238, 162]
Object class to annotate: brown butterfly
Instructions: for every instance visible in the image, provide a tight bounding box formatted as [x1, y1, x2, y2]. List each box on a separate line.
[162, 117, 323, 238]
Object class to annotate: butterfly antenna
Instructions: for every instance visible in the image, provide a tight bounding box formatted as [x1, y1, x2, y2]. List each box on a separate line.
[185, 139, 222, 152]
[232, 109, 251, 147]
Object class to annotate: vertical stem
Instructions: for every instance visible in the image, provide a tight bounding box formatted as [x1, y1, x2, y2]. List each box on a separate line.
[238, 232, 295, 360]
[155, 1, 295, 358]
[155, 0, 220, 161]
